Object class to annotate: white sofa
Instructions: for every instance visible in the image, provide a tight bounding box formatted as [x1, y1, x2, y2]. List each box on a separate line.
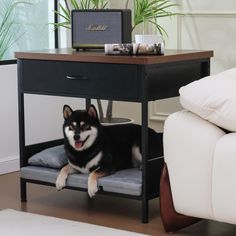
[160, 68, 236, 232]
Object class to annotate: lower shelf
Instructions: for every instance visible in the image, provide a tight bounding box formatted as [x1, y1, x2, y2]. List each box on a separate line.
[21, 166, 142, 196]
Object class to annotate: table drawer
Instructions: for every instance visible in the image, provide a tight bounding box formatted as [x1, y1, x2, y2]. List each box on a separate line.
[21, 60, 140, 100]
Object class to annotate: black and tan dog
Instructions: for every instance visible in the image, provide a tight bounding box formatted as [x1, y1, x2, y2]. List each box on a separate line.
[56, 105, 162, 197]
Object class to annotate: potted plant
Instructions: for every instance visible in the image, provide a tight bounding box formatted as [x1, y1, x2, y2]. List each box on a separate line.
[132, 0, 180, 44]
[131, 0, 180, 39]
[53, 0, 180, 123]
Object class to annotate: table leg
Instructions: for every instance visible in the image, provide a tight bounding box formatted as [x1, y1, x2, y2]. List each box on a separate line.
[86, 98, 91, 109]
[20, 178, 27, 202]
[141, 69, 149, 223]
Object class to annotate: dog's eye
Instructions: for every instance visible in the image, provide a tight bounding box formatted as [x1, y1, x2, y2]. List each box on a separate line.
[85, 125, 91, 130]
[81, 124, 90, 131]
[69, 125, 74, 131]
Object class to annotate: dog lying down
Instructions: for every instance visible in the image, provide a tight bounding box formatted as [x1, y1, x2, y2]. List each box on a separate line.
[56, 105, 163, 197]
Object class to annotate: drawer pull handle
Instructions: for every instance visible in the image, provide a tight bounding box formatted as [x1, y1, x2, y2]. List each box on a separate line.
[66, 75, 88, 80]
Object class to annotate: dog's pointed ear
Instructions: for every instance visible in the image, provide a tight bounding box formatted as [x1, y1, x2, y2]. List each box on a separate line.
[87, 105, 99, 122]
[63, 105, 73, 119]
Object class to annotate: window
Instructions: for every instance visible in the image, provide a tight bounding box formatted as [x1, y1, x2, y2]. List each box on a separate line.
[0, 0, 56, 62]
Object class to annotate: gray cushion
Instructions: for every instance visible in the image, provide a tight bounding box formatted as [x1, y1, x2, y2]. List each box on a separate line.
[28, 145, 68, 169]
[21, 166, 142, 196]
[99, 169, 142, 195]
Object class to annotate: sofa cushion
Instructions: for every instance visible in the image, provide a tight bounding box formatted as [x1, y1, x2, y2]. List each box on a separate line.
[179, 67, 236, 131]
[28, 145, 68, 169]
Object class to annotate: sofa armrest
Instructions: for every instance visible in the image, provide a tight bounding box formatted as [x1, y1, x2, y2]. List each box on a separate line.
[164, 110, 225, 219]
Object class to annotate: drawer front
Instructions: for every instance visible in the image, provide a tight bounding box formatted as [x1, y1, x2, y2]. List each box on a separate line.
[147, 60, 209, 100]
[21, 60, 140, 100]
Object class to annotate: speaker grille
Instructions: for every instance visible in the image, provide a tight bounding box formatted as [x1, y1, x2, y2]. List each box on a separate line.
[72, 10, 131, 48]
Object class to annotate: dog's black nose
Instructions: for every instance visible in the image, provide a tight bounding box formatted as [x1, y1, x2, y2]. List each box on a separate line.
[74, 134, 80, 141]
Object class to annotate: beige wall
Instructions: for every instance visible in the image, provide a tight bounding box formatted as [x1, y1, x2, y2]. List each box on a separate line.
[0, 65, 19, 174]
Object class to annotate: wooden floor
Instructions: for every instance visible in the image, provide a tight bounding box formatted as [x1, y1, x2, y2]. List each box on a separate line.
[0, 172, 236, 236]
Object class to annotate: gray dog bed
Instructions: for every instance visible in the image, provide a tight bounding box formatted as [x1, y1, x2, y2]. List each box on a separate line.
[21, 145, 142, 196]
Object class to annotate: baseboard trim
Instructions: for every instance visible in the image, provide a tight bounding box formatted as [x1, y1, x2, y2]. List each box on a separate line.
[150, 112, 169, 121]
[0, 155, 20, 175]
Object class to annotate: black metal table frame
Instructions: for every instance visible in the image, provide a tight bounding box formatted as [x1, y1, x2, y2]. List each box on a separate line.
[17, 55, 211, 223]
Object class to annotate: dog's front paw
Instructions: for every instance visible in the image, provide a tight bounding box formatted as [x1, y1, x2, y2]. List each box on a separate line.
[56, 175, 66, 190]
[88, 177, 98, 198]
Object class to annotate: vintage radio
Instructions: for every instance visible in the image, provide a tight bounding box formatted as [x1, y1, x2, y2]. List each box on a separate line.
[71, 9, 132, 50]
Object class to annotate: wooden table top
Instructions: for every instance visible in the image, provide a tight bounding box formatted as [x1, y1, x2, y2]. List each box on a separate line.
[15, 48, 213, 65]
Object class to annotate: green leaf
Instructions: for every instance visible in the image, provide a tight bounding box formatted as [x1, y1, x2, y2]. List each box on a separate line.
[59, 3, 71, 19]
[70, 0, 80, 9]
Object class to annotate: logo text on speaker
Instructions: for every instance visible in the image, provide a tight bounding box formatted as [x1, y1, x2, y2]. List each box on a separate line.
[86, 24, 108, 31]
